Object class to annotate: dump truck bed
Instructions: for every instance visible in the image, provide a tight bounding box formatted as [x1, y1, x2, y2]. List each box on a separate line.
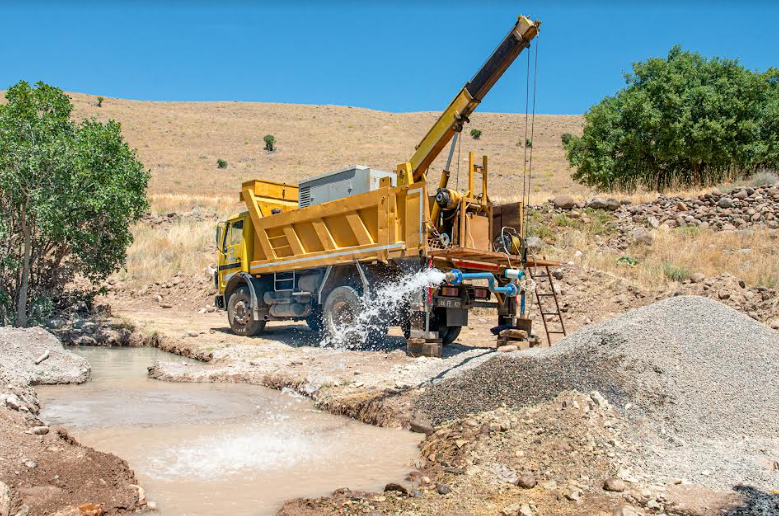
[241, 179, 430, 275]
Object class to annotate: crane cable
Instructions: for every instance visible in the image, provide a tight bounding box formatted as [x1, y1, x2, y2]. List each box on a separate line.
[523, 35, 540, 239]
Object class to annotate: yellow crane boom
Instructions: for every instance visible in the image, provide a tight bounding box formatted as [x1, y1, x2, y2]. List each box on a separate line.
[396, 15, 540, 187]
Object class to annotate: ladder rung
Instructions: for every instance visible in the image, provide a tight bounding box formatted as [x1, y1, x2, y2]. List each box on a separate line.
[541, 312, 561, 316]
[536, 293, 557, 297]
[547, 331, 567, 335]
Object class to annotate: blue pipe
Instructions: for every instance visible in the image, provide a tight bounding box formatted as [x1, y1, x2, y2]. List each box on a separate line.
[445, 269, 523, 297]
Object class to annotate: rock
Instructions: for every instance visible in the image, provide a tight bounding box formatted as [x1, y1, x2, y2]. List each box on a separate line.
[613, 507, 645, 516]
[34, 349, 50, 365]
[552, 269, 564, 280]
[501, 503, 523, 516]
[409, 413, 434, 435]
[4, 394, 22, 411]
[588, 197, 620, 211]
[464, 418, 479, 428]
[26, 426, 50, 435]
[734, 189, 749, 200]
[630, 230, 653, 246]
[186, 331, 198, 338]
[590, 391, 610, 408]
[516, 474, 537, 489]
[384, 483, 408, 496]
[497, 344, 518, 353]
[717, 198, 734, 209]
[690, 272, 705, 283]
[13, 505, 30, 516]
[603, 477, 627, 492]
[0, 481, 10, 516]
[676, 202, 689, 211]
[770, 320, 779, 330]
[23, 459, 37, 469]
[435, 483, 451, 495]
[146, 501, 158, 511]
[553, 195, 576, 210]
[565, 490, 581, 501]
[160, 303, 173, 309]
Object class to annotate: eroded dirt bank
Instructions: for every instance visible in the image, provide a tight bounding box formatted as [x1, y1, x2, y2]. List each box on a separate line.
[0, 328, 143, 516]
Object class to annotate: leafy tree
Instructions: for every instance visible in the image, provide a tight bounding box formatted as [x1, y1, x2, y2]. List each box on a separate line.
[217, 158, 228, 169]
[97, 96, 104, 108]
[470, 129, 482, 140]
[563, 46, 779, 191]
[263, 134, 276, 152]
[0, 81, 148, 326]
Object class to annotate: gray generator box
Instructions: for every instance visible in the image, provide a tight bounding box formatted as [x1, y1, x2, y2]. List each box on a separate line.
[298, 165, 397, 208]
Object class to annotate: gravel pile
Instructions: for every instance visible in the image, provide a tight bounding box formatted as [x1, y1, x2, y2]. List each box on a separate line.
[417, 296, 779, 489]
[0, 327, 90, 386]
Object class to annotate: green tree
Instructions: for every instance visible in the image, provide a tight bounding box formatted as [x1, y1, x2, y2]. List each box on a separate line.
[470, 129, 482, 140]
[0, 81, 149, 326]
[217, 158, 228, 169]
[563, 46, 779, 191]
[264, 134, 276, 152]
[97, 96, 104, 107]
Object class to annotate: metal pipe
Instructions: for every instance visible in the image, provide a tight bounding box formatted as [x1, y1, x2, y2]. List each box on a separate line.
[443, 269, 523, 297]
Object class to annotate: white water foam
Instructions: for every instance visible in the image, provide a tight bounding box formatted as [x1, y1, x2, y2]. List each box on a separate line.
[146, 423, 326, 480]
[323, 268, 447, 349]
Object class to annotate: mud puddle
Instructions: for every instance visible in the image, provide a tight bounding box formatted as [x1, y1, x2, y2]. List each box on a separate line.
[37, 347, 422, 516]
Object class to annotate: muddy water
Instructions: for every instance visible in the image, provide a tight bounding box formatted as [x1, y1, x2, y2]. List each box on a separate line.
[37, 347, 422, 516]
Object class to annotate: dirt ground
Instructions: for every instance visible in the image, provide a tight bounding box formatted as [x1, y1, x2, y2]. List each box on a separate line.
[0, 410, 140, 516]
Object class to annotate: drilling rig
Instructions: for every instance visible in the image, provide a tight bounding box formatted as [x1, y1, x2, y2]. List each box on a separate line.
[214, 15, 560, 354]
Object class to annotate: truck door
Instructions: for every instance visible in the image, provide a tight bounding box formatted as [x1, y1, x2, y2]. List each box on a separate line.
[218, 219, 244, 291]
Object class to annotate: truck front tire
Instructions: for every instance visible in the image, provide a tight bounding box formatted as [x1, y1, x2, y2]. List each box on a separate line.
[227, 286, 266, 336]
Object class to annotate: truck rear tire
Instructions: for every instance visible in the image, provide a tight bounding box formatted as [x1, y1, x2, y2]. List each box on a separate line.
[322, 286, 387, 346]
[227, 286, 266, 336]
[439, 325, 461, 345]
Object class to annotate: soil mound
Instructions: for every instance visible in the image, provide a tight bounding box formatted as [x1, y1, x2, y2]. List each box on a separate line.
[0, 327, 90, 386]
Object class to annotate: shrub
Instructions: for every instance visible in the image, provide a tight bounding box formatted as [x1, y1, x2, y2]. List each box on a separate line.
[563, 46, 779, 192]
[617, 255, 638, 267]
[264, 134, 276, 152]
[217, 159, 228, 169]
[525, 138, 532, 148]
[97, 96, 104, 107]
[470, 129, 482, 140]
[0, 81, 148, 326]
[662, 262, 692, 282]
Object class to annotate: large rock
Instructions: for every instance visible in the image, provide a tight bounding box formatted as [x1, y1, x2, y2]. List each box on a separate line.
[587, 196, 620, 211]
[0, 328, 90, 386]
[553, 195, 576, 210]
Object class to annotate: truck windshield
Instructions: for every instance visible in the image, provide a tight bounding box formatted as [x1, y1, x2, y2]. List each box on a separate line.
[228, 220, 244, 247]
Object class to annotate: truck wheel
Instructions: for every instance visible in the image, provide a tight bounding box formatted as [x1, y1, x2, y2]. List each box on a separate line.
[227, 286, 266, 336]
[439, 325, 461, 345]
[323, 286, 365, 346]
[306, 306, 323, 333]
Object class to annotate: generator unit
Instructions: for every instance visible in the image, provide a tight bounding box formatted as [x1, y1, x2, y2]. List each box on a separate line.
[298, 165, 397, 208]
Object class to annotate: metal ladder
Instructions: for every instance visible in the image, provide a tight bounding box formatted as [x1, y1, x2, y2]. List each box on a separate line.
[528, 265, 567, 346]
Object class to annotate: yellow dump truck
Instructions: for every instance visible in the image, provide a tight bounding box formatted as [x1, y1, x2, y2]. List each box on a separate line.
[215, 15, 547, 346]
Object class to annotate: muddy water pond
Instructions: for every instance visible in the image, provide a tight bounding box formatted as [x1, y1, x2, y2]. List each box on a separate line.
[37, 347, 422, 516]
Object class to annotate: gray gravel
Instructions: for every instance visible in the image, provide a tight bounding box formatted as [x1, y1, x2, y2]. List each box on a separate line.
[0, 327, 90, 386]
[417, 296, 779, 490]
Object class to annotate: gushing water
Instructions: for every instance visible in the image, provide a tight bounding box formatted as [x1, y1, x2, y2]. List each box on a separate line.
[323, 268, 447, 349]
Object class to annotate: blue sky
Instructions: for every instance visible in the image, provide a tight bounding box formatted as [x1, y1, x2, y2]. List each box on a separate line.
[2, 1, 777, 114]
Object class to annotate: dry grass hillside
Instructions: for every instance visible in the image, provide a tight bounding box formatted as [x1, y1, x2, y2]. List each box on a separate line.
[59, 92, 583, 203]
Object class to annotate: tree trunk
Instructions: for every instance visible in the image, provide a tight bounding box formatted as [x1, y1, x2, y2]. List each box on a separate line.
[16, 205, 31, 327]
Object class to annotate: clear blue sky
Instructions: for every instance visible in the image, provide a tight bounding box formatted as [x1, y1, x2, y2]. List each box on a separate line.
[2, 1, 777, 114]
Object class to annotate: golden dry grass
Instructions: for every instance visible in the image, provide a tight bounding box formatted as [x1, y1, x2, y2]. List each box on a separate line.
[57, 92, 585, 200]
[543, 222, 779, 289]
[120, 218, 218, 288]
